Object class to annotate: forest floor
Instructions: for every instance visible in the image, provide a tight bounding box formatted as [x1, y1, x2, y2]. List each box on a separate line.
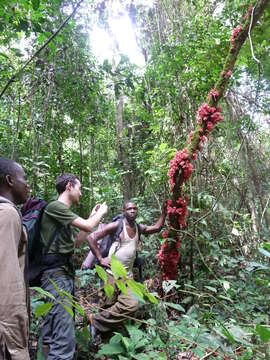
[29, 248, 270, 360]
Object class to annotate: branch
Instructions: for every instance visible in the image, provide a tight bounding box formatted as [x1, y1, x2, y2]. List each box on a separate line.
[0, 0, 85, 100]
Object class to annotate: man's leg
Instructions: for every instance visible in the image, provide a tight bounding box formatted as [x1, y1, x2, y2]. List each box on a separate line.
[93, 286, 139, 333]
[41, 270, 75, 360]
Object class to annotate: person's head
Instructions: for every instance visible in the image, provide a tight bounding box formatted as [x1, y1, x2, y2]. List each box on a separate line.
[123, 201, 138, 222]
[0, 157, 29, 205]
[56, 173, 81, 204]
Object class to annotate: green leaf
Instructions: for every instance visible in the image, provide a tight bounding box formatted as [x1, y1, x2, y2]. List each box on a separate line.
[72, 301, 86, 316]
[31, 287, 56, 301]
[204, 286, 217, 293]
[110, 254, 127, 279]
[98, 342, 124, 355]
[221, 325, 235, 344]
[104, 284, 115, 299]
[164, 302, 185, 312]
[258, 247, 270, 259]
[61, 304, 74, 318]
[256, 325, 270, 343]
[95, 265, 108, 283]
[61, 290, 74, 300]
[145, 292, 158, 305]
[217, 295, 233, 303]
[262, 243, 270, 252]
[116, 280, 128, 295]
[34, 302, 53, 317]
[32, 0, 40, 11]
[126, 279, 144, 300]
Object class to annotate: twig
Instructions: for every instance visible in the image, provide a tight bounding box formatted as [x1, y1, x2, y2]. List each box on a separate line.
[200, 347, 219, 360]
[0, 0, 85, 100]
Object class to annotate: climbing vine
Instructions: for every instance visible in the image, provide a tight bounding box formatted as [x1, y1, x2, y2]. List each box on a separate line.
[157, 0, 269, 281]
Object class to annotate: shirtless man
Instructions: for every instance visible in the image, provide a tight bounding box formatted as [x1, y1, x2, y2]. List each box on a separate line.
[88, 201, 166, 336]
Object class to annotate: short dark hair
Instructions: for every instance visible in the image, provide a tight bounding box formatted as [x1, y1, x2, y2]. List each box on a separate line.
[123, 200, 137, 209]
[0, 157, 19, 187]
[55, 173, 79, 194]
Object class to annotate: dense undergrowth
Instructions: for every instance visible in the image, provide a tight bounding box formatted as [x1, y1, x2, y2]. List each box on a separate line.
[30, 231, 270, 359]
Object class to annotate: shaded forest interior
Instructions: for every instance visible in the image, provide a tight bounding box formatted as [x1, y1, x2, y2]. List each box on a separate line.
[1, 0, 270, 359]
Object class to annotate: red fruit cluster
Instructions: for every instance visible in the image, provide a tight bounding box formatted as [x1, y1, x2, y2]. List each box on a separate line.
[169, 149, 193, 190]
[197, 103, 223, 134]
[167, 197, 188, 228]
[230, 25, 242, 46]
[157, 237, 181, 280]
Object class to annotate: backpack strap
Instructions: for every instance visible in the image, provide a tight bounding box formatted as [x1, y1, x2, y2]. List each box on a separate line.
[136, 223, 142, 242]
[113, 218, 124, 241]
[110, 218, 124, 255]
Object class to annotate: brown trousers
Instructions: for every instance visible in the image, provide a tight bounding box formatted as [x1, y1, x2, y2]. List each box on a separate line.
[93, 276, 139, 333]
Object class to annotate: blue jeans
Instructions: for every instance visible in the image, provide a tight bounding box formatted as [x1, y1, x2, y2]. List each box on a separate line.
[40, 269, 75, 360]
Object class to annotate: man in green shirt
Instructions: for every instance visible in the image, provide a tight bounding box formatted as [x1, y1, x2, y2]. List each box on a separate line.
[40, 173, 107, 360]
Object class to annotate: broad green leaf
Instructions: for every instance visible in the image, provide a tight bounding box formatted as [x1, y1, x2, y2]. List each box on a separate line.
[217, 295, 233, 303]
[61, 304, 74, 318]
[110, 254, 127, 279]
[144, 292, 158, 305]
[164, 302, 185, 312]
[98, 342, 124, 355]
[104, 283, 115, 299]
[116, 280, 128, 295]
[34, 302, 53, 317]
[120, 335, 131, 351]
[31, 287, 56, 301]
[256, 325, 270, 343]
[204, 286, 217, 293]
[181, 296, 193, 304]
[262, 243, 270, 252]
[258, 247, 270, 259]
[126, 279, 144, 300]
[95, 265, 108, 283]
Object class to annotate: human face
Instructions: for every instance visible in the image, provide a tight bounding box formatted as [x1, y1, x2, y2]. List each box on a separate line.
[124, 202, 137, 222]
[12, 164, 29, 205]
[69, 179, 82, 205]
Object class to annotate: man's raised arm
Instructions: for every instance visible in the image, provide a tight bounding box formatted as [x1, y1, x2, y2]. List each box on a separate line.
[72, 202, 108, 234]
[139, 202, 167, 235]
[88, 221, 119, 267]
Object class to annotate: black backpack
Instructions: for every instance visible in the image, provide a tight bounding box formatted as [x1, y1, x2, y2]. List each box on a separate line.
[21, 198, 69, 286]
